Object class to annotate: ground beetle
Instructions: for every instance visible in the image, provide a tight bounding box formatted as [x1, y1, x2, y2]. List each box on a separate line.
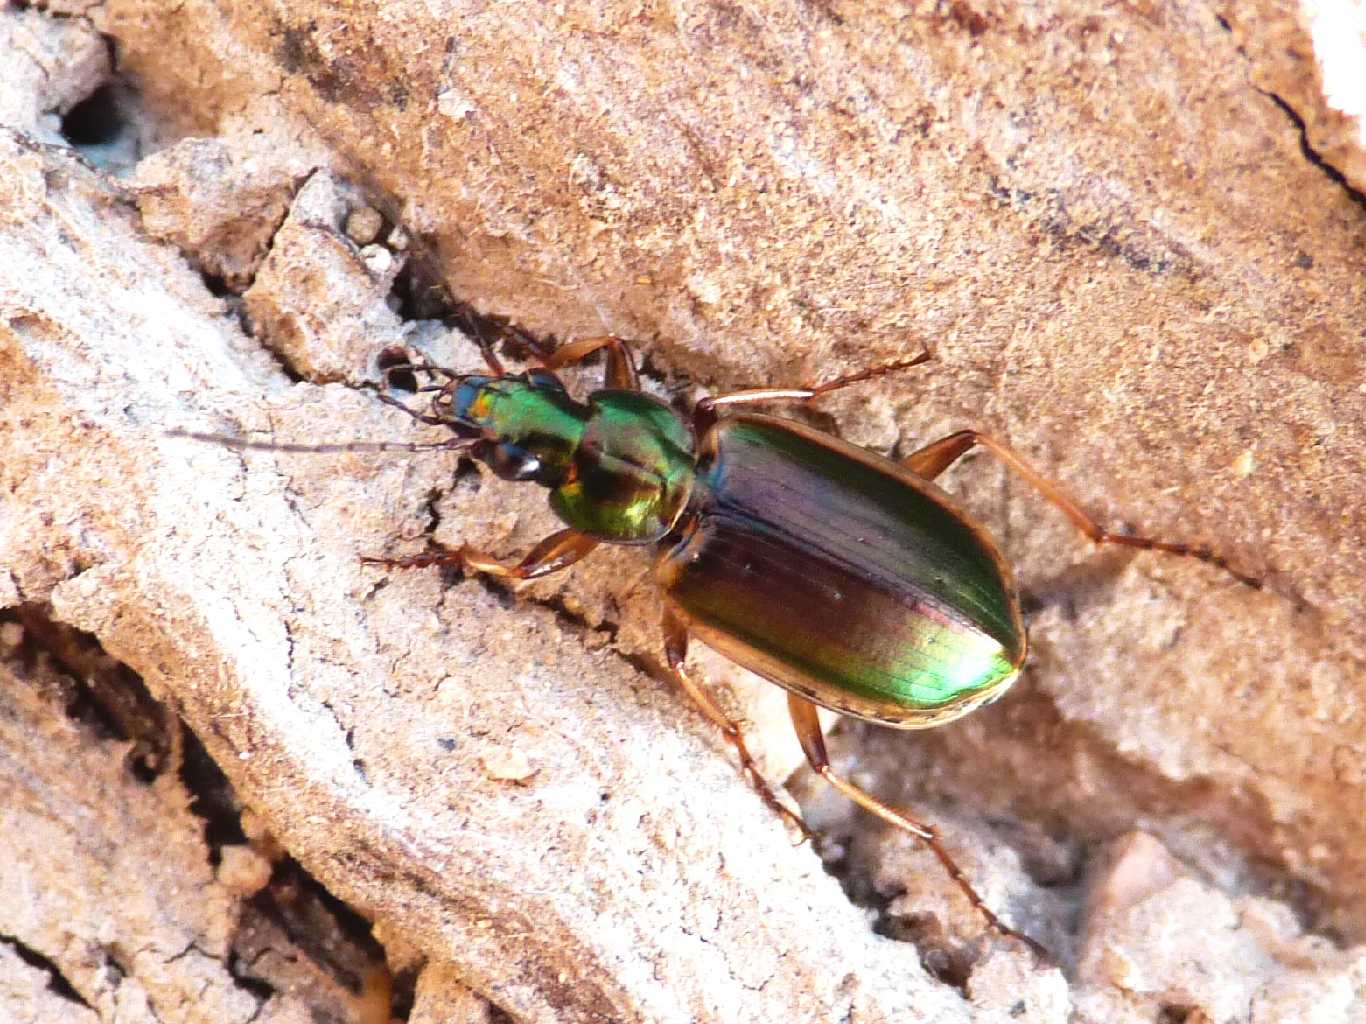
[181, 333, 1260, 952]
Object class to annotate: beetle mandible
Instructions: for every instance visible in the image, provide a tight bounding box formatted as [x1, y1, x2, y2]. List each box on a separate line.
[184, 332, 1260, 952]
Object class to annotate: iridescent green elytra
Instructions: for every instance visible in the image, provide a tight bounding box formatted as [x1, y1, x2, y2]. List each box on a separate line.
[659, 415, 1024, 726]
[447, 368, 1024, 726]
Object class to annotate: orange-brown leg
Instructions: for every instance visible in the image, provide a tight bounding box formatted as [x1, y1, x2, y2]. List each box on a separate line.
[787, 693, 1044, 955]
[362, 528, 599, 580]
[904, 430, 1261, 589]
[662, 606, 812, 840]
[540, 336, 640, 390]
[692, 351, 932, 434]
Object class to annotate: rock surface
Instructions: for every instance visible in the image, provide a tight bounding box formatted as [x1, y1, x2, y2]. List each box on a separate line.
[3, 1, 1365, 1021]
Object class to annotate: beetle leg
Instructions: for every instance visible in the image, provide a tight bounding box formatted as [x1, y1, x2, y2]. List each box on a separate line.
[448, 308, 510, 376]
[381, 354, 465, 385]
[472, 336, 506, 376]
[693, 351, 931, 434]
[904, 430, 1261, 589]
[662, 606, 813, 841]
[373, 389, 462, 427]
[362, 528, 599, 580]
[786, 693, 1044, 955]
[539, 336, 640, 390]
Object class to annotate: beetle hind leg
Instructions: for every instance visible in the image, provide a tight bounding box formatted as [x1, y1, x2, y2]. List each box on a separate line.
[787, 693, 1046, 956]
[905, 430, 1261, 589]
[662, 607, 813, 841]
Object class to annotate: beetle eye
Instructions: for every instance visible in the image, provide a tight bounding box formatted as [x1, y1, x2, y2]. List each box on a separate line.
[488, 443, 543, 482]
[524, 368, 567, 391]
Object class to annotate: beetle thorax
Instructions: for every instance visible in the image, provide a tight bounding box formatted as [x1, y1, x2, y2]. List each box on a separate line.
[549, 390, 696, 544]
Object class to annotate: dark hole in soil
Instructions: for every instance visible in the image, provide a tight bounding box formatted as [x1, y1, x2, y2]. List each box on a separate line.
[61, 83, 123, 148]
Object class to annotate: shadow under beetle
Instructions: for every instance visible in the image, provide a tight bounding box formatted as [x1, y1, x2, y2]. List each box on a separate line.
[181, 334, 1261, 954]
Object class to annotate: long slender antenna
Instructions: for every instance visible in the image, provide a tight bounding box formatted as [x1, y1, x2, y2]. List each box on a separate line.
[166, 428, 476, 455]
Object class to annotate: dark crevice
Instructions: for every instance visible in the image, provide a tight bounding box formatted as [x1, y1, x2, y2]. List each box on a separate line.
[388, 966, 417, 1021]
[226, 951, 276, 1002]
[246, 857, 387, 996]
[1, 934, 89, 1007]
[377, 345, 419, 392]
[1157, 1006, 1202, 1024]
[1210, 15, 1366, 212]
[450, 456, 482, 489]
[390, 251, 458, 322]
[443, 298, 561, 368]
[420, 485, 448, 537]
[179, 727, 248, 865]
[58, 32, 146, 176]
[60, 82, 122, 147]
[2, 604, 173, 782]
[633, 346, 684, 392]
[1261, 91, 1366, 211]
[101, 949, 126, 986]
[199, 270, 236, 299]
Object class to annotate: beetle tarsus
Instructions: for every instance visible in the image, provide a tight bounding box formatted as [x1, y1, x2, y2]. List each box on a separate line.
[788, 693, 1048, 955]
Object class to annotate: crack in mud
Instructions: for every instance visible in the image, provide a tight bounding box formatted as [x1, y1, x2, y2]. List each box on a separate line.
[1, 932, 90, 1008]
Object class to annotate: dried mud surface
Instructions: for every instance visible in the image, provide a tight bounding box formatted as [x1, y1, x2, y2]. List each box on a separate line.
[3, 1, 1365, 1022]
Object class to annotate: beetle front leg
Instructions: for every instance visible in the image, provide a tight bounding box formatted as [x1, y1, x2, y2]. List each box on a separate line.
[539, 335, 640, 390]
[362, 528, 599, 580]
[787, 693, 1045, 956]
[903, 431, 1261, 588]
[661, 606, 813, 841]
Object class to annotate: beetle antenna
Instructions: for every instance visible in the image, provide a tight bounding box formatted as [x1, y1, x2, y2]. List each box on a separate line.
[167, 428, 477, 455]
[807, 348, 934, 398]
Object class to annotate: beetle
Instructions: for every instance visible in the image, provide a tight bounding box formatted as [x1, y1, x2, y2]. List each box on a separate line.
[180, 332, 1260, 952]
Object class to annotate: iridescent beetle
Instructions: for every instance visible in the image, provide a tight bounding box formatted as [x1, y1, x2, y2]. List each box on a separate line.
[183, 333, 1259, 950]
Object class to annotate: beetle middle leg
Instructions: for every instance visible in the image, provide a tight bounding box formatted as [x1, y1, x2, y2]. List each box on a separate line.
[363, 527, 599, 579]
[662, 606, 813, 840]
[786, 692, 1044, 954]
[904, 431, 1261, 588]
[692, 350, 932, 434]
